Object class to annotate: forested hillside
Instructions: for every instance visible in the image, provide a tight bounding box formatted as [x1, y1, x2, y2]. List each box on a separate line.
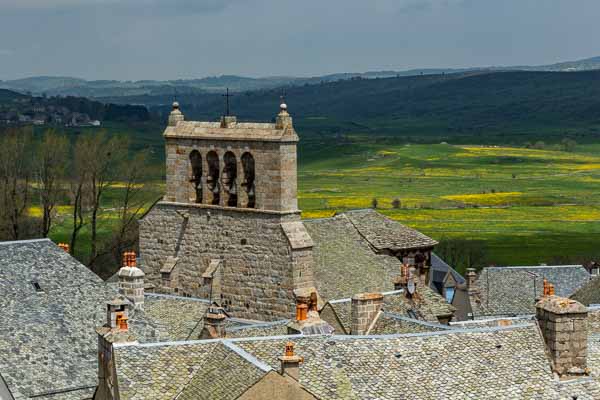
[102, 70, 600, 143]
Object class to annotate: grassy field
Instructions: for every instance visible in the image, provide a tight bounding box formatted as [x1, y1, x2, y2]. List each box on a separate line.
[298, 138, 600, 266]
[38, 131, 600, 269]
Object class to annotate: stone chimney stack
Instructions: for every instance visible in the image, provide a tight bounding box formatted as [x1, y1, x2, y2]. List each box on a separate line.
[96, 297, 135, 400]
[393, 264, 410, 291]
[118, 251, 145, 310]
[351, 292, 384, 335]
[279, 342, 303, 381]
[200, 306, 227, 339]
[466, 268, 477, 292]
[168, 101, 184, 127]
[536, 296, 588, 377]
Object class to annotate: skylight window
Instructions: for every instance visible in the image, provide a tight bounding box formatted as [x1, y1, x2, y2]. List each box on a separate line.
[31, 280, 43, 292]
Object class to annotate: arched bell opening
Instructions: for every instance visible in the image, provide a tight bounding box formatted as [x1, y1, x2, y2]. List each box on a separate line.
[241, 152, 256, 208]
[189, 150, 203, 203]
[207, 151, 220, 205]
[223, 151, 238, 207]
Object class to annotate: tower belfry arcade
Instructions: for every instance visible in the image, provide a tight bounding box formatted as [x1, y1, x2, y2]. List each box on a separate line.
[139, 102, 316, 320]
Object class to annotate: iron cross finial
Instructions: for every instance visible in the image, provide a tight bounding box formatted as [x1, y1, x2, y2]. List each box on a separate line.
[222, 88, 234, 116]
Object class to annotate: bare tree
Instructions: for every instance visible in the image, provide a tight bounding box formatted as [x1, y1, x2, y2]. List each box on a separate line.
[36, 129, 69, 237]
[0, 128, 34, 240]
[69, 134, 91, 255]
[82, 132, 126, 264]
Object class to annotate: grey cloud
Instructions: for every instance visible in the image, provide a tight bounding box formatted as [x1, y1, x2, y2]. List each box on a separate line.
[0, 0, 241, 13]
[0, 0, 599, 80]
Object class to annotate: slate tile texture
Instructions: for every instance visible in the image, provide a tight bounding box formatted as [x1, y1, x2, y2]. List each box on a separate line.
[470, 265, 591, 317]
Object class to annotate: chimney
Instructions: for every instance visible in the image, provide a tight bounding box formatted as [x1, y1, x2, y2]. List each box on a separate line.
[466, 268, 477, 292]
[288, 291, 335, 335]
[118, 251, 145, 309]
[106, 296, 131, 332]
[296, 303, 308, 321]
[58, 242, 70, 253]
[351, 292, 384, 335]
[200, 306, 227, 339]
[95, 297, 134, 399]
[279, 342, 303, 381]
[394, 264, 410, 290]
[536, 296, 588, 377]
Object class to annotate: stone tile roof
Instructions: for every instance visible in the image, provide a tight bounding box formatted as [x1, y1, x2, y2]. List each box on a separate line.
[470, 265, 591, 317]
[233, 324, 571, 399]
[344, 209, 438, 251]
[325, 290, 455, 334]
[176, 342, 267, 399]
[113, 341, 220, 399]
[368, 312, 452, 335]
[304, 215, 402, 300]
[112, 323, 600, 399]
[113, 340, 273, 400]
[226, 320, 291, 339]
[0, 239, 114, 399]
[134, 293, 210, 341]
[0, 239, 218, 399]
[571, 275, 600, 306]
[164, 120, 297, 142]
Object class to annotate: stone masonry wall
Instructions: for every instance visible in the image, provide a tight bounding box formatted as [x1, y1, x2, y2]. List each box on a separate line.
[536, 296, 588, 376]
[351, 293, 384, 335]
[139, 202, 312, 320]
[165, 138, 298, 213]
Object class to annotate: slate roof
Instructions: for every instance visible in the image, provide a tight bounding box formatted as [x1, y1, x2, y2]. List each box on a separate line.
[368, 312, 452, 335]
[0, 239, 115, 400]
[430, 252, 465, 293]
[571, 275, 600, 306]
[113, 340, 272, 400]
[305, 210, 444, 302]
[233, 324, 581, 399]
[470, 265, 591, 317]
[111, 322, 600, 399]
[343, 209, 438, 251]
[0, 239, 216, 399]
[324, 290, 455, 335]
[304, 215, 403, 300]
[226, 320, 291, 339]
[134, 293, 210, 341]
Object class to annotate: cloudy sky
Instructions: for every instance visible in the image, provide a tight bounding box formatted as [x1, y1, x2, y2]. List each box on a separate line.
[0, 0, 598, 80]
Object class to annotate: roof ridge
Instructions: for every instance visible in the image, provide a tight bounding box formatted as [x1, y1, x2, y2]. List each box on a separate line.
[488, 265, 584, 270]
[144, 293, 211, 303]
[227, 319, 291, 331]
[382, 312, 455, 330]
[0, 238, 51, 246]
[221, 340, 273, 372]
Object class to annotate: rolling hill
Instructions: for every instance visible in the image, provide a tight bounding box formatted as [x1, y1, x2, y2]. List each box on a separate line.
[103, 70, 600, 144]
[3, 55, 600, 98]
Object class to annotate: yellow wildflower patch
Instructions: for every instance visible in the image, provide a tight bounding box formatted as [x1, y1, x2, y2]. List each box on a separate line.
[301, 210, 336, 219]
[441, 192, 524, 206]
[28, 205, 73, 217]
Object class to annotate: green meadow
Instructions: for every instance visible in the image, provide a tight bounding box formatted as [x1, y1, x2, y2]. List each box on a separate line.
[40, 127, 600, 269]
[297, 137, 600, 266]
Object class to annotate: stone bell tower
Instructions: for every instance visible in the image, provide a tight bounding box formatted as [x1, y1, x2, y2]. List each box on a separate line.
[139, 100, 316, 320]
